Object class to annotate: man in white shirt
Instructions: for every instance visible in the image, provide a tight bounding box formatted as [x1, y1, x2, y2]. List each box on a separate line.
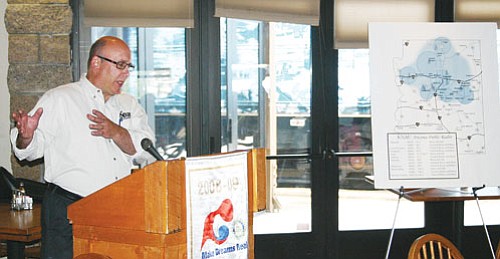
[10, 36, 154, 259]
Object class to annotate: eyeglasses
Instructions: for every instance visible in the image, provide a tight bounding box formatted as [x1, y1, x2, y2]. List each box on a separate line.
[97, 55, 135, 70]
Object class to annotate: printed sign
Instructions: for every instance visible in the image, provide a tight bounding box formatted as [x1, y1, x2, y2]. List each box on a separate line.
[369, 22, 500, 188]
[185, 152, 249, 259]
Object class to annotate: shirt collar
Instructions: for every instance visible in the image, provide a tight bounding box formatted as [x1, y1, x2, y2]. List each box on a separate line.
[81, 74, 106, 102]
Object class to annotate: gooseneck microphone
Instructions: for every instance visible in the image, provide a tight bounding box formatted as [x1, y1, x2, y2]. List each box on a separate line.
[141, 138, 164, 161]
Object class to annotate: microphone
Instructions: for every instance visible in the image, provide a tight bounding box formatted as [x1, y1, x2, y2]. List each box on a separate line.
[141, 138, 164, 161]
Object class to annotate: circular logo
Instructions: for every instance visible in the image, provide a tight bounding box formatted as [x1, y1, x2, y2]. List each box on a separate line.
[232, 219, 246, 239]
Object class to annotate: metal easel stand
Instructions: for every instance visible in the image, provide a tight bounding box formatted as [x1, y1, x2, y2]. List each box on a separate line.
[384, 187, 427, 259]
[383, 186, 412, 259]
[384, 186, 403, 259]
[472, 185, 496, 259]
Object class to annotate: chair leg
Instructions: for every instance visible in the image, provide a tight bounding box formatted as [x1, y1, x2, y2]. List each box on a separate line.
[25, 241, 41, 259]
[0, 242, 7, 257]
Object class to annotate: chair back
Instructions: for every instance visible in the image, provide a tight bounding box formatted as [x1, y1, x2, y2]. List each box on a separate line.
[74, 253, 112, 259]
[0, 167, 47, 202]
[0, 167, 17, 199]
[408, 233, 464, 259]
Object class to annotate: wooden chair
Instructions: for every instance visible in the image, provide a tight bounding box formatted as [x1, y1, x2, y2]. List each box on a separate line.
[74, 253, 112, 259]
[407, 233, 464, 259]
[0, 242, 6, 257]
[0, 241, 41, 259]
[25, 242, 41, 259]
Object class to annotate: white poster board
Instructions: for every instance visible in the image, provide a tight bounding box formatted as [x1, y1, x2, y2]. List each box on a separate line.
[369, 22, 500, 189]
[185, 152, 249, 259]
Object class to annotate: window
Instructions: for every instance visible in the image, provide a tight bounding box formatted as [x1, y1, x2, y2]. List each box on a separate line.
[81, 27, 187, 160]
[221, 18, 312, 234]
[338, 49, 424, 230]
[464, 29, 500, 227]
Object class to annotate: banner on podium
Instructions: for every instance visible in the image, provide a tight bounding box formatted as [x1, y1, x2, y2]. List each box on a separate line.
[185, 152, 249, 259]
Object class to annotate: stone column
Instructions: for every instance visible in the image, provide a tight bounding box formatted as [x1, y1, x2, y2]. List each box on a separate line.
[5, 0, 72, 180]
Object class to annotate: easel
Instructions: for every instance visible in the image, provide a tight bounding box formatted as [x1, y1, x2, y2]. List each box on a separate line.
[384, 185, 499, 259]
[472, 185, 496, 259]
[384, 187, 425, 259]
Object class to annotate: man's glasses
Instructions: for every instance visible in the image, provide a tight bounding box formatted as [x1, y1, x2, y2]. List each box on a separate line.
[97, 55, 135, 70]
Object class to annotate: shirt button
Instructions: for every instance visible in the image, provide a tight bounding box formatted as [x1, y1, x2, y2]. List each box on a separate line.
[115, 177, 118, 180]
[113, 157, 117, 161]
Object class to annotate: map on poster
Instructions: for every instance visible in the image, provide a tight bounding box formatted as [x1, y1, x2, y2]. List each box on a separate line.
[369, 22, 500, 189]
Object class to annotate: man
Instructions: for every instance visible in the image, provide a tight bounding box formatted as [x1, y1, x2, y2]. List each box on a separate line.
[10, 36, 155, 258]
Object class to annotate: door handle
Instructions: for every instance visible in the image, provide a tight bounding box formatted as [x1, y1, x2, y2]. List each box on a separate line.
[325, 149, 373, 160]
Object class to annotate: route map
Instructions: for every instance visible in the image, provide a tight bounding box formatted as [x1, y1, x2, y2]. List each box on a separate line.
[369, 22, 500, 188]
[393, 37, 484, 154]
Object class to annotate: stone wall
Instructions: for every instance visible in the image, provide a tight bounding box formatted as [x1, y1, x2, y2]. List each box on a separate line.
[5, 0, 72, 180]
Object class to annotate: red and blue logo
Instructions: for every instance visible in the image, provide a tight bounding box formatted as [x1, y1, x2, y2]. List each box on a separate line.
[201, 199, 234, 248]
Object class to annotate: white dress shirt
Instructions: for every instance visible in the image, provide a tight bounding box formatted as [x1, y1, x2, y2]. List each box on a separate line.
[11, 75, 155, 197]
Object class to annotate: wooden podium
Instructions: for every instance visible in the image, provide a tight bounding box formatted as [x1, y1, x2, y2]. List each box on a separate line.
[68, 149, 266, 258]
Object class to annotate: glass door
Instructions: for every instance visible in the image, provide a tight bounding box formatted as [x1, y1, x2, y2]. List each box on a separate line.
[221, 18, 312, 235]
[337, 49, 424, 231]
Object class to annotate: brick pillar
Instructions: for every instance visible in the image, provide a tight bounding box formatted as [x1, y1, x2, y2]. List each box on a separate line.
[5, 0, 72, 180]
